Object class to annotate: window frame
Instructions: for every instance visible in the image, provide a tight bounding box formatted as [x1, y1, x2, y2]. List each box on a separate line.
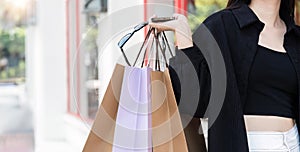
[64, 0, 111, 122]
[66, 0, 83, 118]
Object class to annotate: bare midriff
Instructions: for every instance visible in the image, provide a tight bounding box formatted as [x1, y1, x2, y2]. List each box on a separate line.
[244, 115, 295, 132]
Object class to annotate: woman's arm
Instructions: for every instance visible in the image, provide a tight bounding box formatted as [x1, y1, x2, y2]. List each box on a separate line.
[169, 45, 211, 118]
[169, 45, 211, 152]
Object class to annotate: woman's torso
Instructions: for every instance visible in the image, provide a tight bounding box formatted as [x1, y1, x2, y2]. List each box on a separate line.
[201, 3, 300, 151]
[171, 3, 300, 151]
[243, 43, 298, 131]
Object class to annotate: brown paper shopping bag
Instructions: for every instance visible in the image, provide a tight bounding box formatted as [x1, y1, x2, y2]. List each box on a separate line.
[84, 24, 189, 151]
[151, 69, 188, 152]
[83, 65, 188, 152]
[83, 64, 124, 152]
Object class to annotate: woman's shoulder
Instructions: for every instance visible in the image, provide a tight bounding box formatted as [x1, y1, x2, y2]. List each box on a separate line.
[192, 8, 240, 39]
[202, 8, 236, 27]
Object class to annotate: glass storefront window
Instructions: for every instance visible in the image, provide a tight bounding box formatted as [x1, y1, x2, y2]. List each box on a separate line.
[67, 0, 107, 120]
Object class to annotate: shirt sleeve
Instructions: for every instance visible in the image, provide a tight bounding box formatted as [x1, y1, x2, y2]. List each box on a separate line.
[169, 44, 211, 118]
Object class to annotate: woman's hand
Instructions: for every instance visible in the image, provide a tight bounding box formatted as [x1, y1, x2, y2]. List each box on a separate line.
[149, 14, 193, 49]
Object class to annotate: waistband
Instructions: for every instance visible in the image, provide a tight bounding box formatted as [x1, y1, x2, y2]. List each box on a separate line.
[247, 124, 299, 151]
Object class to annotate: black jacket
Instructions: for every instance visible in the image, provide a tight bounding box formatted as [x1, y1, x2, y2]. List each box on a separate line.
[169, 3, 300, 152]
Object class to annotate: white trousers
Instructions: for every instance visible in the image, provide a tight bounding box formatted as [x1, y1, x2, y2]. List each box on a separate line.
[247, 124, 300, 152]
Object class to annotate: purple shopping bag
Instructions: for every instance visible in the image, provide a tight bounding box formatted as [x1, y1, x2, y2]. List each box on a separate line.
[112, 66, 152, 152]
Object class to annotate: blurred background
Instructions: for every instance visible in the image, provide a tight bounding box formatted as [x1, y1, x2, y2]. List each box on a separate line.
[0, 0, 299, 152]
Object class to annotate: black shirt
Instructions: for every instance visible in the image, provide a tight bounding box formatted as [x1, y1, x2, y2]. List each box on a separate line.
[169, 3, 300, 152]
[243, 45, 298, 118]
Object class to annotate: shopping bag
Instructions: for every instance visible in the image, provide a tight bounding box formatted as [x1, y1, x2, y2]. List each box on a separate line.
[137, 27, 188, 151]
[151, 69, 188, 152]
[112, 66, 152, 152]
[111, 65, 188, 152]
[84, 24, 189, 152]
[83, 64, 125, 152]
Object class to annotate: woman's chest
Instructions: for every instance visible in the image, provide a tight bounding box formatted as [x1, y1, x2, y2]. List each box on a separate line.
[227, 32, 300, 108]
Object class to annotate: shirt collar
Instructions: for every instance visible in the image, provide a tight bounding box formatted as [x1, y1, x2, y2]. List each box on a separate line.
[230, 3, 299, 35]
